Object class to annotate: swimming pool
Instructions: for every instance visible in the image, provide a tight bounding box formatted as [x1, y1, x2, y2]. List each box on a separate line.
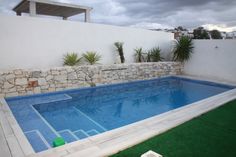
[6, 76, 234, 152]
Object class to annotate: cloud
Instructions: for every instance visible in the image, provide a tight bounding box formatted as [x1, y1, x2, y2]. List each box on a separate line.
[0, 0, 236, 32]
[0, 0, 18, 14]
[130, 22, 173, 30]
[114, 0, 236, 31]
[203, 24, 236, 32]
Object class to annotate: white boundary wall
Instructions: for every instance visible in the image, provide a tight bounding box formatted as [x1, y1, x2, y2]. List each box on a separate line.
[184, 40, 236, 83]
[0, 15, 173, 70]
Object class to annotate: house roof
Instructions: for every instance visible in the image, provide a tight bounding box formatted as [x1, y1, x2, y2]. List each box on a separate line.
[13, 0, 92, 18]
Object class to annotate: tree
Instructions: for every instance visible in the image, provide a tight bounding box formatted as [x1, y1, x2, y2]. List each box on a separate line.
[210, 30, 222, 39]
[175, 26, 187, 31]
[193, 27, 210, 39]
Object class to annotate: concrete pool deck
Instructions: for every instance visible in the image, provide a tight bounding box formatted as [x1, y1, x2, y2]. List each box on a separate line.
[0, 75, 236, 157]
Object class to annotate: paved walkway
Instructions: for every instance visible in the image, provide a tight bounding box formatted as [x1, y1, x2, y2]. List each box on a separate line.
[0, 98, 33, 157]
[0, 103, 12, 157]
[0, 125, 12, 157]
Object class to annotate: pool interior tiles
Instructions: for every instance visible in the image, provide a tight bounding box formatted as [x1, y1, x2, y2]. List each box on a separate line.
[5, 76, 235, 152]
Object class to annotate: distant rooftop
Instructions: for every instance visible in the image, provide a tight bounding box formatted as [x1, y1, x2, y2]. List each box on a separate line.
[13, 0, 92, 22]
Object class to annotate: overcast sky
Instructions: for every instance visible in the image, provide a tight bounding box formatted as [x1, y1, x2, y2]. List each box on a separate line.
[1, 0, 236, 32]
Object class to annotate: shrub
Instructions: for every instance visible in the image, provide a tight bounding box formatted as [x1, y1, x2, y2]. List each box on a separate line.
[148, 47, 163, 62]
[173, 36, 194, 62]
[82, 51, 101, 65]
[134, 47, 145, 63]
[114, 42, 125, 63]
[63, 53, 82, 66]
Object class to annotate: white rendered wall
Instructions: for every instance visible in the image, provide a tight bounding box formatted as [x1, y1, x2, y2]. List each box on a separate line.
[184, 40, 236, 83]
[0, 15, 173, 70]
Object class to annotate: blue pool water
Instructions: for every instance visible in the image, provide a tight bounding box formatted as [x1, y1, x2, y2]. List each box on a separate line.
[6, 76, 234, 152]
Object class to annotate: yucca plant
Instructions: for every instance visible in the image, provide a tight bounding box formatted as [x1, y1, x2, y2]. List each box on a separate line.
[134, 47, 145, 63]
[146, 52, 152, 62]
[114, 42, 125, 63]
[173, 36, 194, 62]
[82, 51, 101, 65]
[63, 53, 82, 66]
[148, 47, 163, 62]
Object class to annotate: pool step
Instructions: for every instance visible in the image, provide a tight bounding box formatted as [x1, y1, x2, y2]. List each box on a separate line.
[86, 129, 99, 136]
[58, 130, 78, 143]
[58, 129, 100, 142]
[73, 130, 89, 139]
[24, 130, 51, 152]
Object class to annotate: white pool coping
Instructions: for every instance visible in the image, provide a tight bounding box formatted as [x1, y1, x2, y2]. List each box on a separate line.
[0, 75, 236, 157]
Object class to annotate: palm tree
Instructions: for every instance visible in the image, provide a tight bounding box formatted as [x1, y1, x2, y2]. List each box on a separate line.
[114, 42, 125, 63]
[82, 51, 101, 65]
[173, 36, 194, 62]
[134, 47, 145, 63]
[63, 53, 82, 66]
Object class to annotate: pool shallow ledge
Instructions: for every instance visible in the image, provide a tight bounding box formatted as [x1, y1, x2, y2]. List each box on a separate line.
[1, 75, 236, 157]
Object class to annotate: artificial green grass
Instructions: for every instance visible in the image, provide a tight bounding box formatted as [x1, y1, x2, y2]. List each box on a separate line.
[111, 100, 236, 157]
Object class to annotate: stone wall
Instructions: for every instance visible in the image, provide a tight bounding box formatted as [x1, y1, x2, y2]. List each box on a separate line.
[0, 62, 182, 98]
